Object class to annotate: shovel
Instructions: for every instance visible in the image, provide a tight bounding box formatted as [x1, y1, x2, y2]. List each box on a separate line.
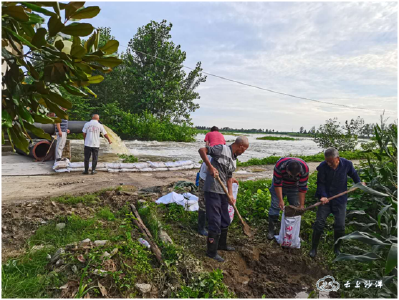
[215, 175, 253, 238]
[284, 182, 388, 217]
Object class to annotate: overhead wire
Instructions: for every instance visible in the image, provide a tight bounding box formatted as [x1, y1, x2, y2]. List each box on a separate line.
[117, 44, 394, 113]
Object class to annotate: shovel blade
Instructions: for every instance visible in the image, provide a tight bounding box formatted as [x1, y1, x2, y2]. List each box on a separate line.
[242, 222, 253, 238]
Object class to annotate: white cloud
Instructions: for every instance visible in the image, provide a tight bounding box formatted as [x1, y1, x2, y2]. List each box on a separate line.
[93, 1, 397, 130]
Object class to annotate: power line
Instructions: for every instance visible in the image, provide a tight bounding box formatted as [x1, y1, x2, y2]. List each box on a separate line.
[118, 44, 390, 112]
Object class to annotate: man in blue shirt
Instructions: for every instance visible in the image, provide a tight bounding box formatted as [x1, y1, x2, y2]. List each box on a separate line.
[310, 148, 364, 258]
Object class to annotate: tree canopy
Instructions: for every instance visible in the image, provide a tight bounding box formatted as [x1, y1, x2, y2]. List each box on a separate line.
[2, 1, 122, 153]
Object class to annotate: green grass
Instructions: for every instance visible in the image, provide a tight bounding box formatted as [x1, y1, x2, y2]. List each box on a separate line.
[237, 150, 370, 167]
[96, 207, 116, 221]
[2, 249, 66, 298]
[2, 207, 154, 298]
[51, 194, 99, 205]
[118, 154, 139, 163]
[256, 136, 296, 141]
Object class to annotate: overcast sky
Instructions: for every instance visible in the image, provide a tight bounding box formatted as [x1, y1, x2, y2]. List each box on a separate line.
[89, 1, 397, 131]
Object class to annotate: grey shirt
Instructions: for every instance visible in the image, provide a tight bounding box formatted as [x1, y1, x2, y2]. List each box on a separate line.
[203, 144, 237, 194]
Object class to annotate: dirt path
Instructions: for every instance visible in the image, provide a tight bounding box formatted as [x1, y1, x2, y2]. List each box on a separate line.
[2, 161, 328, 204]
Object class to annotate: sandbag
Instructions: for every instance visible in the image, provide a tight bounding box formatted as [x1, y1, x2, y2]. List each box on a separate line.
[120, 168, 139, 172]
[107, 163, 121, 169]
[155, 192, 199, 211]
[140, 168, 154, 172]
[119, 163, 138, 169]
[180, 164, 194, 169]
[168, 166, 186, 171]
[108, 168, 120, 173]
[132, 162, 150, 169]
[53, 159, 70, 170]
[275, 212, 301, 249]
[54, 168, 71, 173]
[69, 162, 84, 168]
[228, 183, 239, 223]
[147, 161, 166, 168]
[68, 168, 85, 172]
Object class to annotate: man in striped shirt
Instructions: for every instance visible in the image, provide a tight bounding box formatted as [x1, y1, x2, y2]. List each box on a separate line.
[267, 157, 309, 240]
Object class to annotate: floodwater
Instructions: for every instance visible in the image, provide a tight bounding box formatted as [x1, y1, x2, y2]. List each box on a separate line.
[123, 134, 323, 162]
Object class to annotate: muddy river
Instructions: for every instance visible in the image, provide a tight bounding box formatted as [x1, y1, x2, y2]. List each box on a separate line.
[121, 134, 322, 162]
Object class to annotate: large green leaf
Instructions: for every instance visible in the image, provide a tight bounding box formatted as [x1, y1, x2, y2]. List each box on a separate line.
[70, 6, 100, 20]
[43, 98, 68, 119]
[333, 252, 381, 263]
[84, 31, 96, 52]
[70, 44, 86, 58]
[87, 75, 104, 84]
[20, 2, 56, 17]
[3, 26, 37, 50]
[8, 124, 29, 153]
[23, 122, 51, 140]
[61, 82, 88, 97]
[84, 86, 97, 98]
[26, 12, 45, 24]
[378, 204, 392, 229]
[20, 22, 35, 37]
[385, 244, 397, 275]
[2, 110, 13, 128]
[92, 56, 123, 68]
[3, 6, 30, 22]
[340, 231, 391, 246]
[33, 114, 60, 124]
[48, 15, 64, 37]
[61, 22, 94, 36]
[16, 105, 34, 123]
[99, 40, 119, 54]
[55, 40, 64, 51]
[75, 62, 92, 74]
[31, 27, 47, 47]
[65, 2, 85, 20]
[44, 92, 73, 109]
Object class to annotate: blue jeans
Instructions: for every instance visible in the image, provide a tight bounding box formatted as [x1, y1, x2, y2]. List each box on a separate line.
[269, 180, 300, 217]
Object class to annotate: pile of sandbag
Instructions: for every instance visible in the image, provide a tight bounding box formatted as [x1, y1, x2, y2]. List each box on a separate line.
[53, 160, 200, 173]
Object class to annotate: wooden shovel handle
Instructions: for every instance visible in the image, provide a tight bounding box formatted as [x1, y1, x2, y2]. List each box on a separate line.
[215, 175, 246, 225]
[305, 187, 359, 210]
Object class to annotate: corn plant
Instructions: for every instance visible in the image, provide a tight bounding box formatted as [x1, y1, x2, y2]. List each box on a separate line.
[334, 119, 397, 298]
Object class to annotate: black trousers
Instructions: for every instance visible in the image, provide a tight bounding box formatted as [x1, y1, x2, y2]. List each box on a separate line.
[204, 191, 230, 234]
[314, 200, 347, 232]
[84, 146, 99, 172]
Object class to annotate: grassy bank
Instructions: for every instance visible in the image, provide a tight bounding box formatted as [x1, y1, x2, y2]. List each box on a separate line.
[256, 136, 296, 141]
[237, 150, 369, 167]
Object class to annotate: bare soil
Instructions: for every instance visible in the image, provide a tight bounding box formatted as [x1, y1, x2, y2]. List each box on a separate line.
[2, 184, 337, 298]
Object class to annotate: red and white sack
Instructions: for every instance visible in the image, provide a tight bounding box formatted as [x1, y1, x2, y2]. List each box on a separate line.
[228, 183, 239, 223]
[275, 211, 301, 249]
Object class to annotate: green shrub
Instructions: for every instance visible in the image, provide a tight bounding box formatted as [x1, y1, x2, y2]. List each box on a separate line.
[119, 154, 139, 163]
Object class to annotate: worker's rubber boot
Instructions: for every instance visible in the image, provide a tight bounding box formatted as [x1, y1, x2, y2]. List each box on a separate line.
[334, 230, 345, 256]
[218, 227, 235, 251]
[206, 232, 224, 262]
[309, 229, 322, 258]
[91, 170, 97, 175]
[198, 211, 208, 236]
[267, 215, 279, 240]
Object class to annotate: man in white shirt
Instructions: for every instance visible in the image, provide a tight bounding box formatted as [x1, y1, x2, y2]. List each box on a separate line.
[82, 114, 112, 175]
